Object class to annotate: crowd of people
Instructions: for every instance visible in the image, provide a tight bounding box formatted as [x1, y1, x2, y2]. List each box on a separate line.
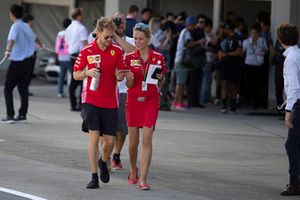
[2, 3, 300, 196]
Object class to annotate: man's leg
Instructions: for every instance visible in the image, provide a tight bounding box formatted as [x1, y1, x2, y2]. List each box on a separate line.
[140, 126, 154, 186]
[4, 61, 20, 118]
[86, 130, 100, 189]
[128, 127, 139, 180]
[112, 132, 126, 169]
[98, 134, 115, 183]
[17, 59, 31, 117]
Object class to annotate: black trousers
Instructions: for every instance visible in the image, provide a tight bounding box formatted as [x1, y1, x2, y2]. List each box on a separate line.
[69, 54, 82, 109]
[243, 65, 263, 107]
[187, 67, 203, 106]
[275, 64, 284, 106]
[4, 57, 32, 117]
[285, 100, 300, 186]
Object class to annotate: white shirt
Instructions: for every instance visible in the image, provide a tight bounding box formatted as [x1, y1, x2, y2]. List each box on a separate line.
[117, 36, 135, 94]
[283, 45, 300, 110]
[243, 37, 267, 66]
[175, 28, 192, 63]
[65, 20, 88, 54]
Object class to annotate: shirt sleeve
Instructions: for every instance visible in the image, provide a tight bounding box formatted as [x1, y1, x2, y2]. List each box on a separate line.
[80, 26, 88, 42]
[73, 49, 88, 72]
[242, 40, 247, 52]
[284, 58, 300, 110]
[7, 24, 18, 42]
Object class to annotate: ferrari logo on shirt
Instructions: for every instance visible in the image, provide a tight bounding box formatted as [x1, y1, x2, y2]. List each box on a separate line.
[87, 55, 101, 64]
[131, 59, 141, 66]
[110, 50, 115, 56]
[152, 57, 155, 61]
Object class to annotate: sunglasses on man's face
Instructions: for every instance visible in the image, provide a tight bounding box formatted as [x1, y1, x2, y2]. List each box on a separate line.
[198, 20, 205, 24]
[103, 35, 114, 40]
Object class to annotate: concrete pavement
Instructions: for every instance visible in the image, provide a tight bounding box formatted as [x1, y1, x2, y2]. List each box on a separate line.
[0, 80, 296, 200]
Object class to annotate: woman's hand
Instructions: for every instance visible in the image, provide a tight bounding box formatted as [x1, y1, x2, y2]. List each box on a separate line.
[156, 72, 163, 81]
[86, 68, 100, 78]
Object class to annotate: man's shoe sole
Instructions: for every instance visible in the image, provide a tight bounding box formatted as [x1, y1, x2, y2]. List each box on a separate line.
[1, 120, 14, 124]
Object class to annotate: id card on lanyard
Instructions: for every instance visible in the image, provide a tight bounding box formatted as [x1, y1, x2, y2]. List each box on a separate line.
[140, 59, 150, 92]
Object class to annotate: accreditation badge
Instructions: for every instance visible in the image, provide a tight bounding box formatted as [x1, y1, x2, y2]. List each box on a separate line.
[142, 81, 147, 91]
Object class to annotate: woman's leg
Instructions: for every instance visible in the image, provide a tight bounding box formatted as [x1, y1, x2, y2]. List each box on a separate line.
[128, 127, 139, 179]
[140, 126, 154, 185]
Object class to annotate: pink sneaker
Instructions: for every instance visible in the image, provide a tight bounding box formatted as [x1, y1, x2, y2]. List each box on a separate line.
[111, 160, 123, 170]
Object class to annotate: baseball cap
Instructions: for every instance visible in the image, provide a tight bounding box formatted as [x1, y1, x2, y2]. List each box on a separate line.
[185, 16, 197, 26]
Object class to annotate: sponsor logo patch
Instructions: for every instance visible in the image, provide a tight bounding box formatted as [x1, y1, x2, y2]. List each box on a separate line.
[87, 55, 101, 64]
[130, 59, 141, 66]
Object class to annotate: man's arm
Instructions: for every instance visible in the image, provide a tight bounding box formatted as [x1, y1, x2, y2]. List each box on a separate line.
[5, 40, 14, 57]
[114, 35, 135, 53]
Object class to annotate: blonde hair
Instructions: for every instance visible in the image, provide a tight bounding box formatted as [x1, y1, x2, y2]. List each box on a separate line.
[95, 17, 116, 33]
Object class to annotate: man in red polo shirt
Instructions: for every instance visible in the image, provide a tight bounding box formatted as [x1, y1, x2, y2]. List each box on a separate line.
[73, 17, 127, 189]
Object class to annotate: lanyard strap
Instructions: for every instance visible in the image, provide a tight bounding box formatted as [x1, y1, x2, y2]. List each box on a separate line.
[140, 59, 150, 81]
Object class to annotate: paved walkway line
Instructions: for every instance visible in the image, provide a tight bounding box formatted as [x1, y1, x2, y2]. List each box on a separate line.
[0, 187, 47, 200]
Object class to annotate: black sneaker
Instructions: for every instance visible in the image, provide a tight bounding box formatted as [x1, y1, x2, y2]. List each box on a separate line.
[280, 184, 300, 196]
[1, 116, 14, 124]
[98, 157, 110, 183]
[86, 179, 99, 189]
[14, 115, 27, 123]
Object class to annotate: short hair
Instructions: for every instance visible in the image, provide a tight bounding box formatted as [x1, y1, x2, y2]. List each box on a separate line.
[277, 24, 299, 46]
[133, 22, 151, 38]
[128, 5, 138, 14]
[95, 17, 116, 33]
[205, 18, 213, 27]
[23, 14, 34, 23]
[62, 18, 71, 29]
[197, 14, 207, 21]
[166, 12, 175, 18]
[10, 4, 23, 19]
[71, 8, 83, 20]
[250, 23, 261, 32]
[141, 8, 152, 15]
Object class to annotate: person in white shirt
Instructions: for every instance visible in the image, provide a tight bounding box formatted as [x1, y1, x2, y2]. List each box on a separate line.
[277, 23, 300, 196]
[65, 8, 88, 111]
[242, 23, 268, 109]
[110, 12, 135, 170]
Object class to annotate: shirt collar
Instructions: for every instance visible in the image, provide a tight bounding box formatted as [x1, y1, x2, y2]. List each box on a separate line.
[283, 45, 299, 57]
[133, 48, 154, 60]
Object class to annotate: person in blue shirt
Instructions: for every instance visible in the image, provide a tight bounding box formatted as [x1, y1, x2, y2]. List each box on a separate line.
[1, 4, 36, 124]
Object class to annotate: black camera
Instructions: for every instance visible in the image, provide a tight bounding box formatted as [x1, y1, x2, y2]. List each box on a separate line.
[113, 17, 122, 27]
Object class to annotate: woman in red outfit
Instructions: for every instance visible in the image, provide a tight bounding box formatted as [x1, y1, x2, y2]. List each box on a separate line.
[125, 22, 167, 190]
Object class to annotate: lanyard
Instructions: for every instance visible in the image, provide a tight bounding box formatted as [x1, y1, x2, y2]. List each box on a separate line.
[140, 59, 150, 82]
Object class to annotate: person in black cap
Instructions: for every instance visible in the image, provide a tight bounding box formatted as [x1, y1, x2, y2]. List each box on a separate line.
[217, 20, 242, 113]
